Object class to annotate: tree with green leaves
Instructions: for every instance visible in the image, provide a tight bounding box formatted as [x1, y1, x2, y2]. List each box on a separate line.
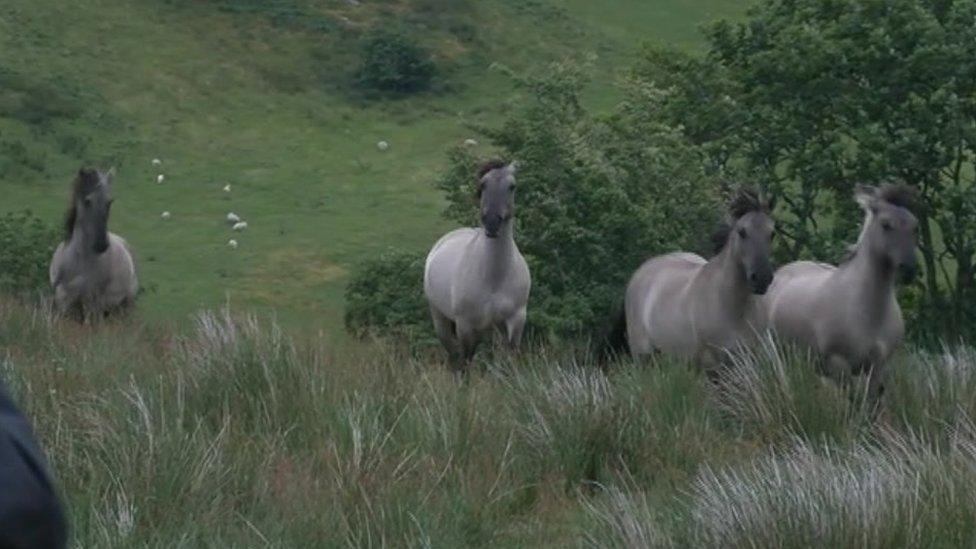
[638, 0, 976, 340]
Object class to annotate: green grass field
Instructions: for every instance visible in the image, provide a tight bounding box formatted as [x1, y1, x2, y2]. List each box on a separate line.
[0, 0, 744, 336]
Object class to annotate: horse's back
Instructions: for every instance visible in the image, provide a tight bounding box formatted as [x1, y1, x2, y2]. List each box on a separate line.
[625, 252, 706, 356]
[424, 228, 478, 318]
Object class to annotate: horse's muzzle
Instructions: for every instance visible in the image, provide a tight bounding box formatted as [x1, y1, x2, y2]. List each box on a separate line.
[482, 214, 504, 238]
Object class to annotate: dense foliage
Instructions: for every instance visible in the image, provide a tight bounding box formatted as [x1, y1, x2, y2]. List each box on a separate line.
[638, 0, 976, 341]
[0, 211, 56, 296]
[357, 28, 436, 94]
[343, 250, 433, 349]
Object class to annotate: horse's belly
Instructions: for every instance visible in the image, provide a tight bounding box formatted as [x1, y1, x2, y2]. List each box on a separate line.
[465, 293, 519, 329]
[643, 295, 698, 357]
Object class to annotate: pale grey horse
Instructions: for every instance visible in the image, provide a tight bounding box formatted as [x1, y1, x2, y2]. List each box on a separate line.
[621, 190, 775, 369]
[50, 168, 138, 320]
[764, 184, 917, 397]
[424, 161, 530, 368]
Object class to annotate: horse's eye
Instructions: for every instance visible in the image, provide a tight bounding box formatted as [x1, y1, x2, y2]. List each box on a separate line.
[738, 228, 748, 239]
[881, 221, 892, 232]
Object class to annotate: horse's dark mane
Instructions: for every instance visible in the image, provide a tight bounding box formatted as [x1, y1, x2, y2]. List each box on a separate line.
[63, 169, 101, 241]
[728, 188, 769, 220]
[710, 188, 770, 254]
[877, 184, 916, 210]
[476, 159, 508, 180]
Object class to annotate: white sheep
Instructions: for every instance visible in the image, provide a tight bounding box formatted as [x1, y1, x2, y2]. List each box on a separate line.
[152, 158, 162, 167]
[161, 211, 171, 220]
[227, 212, 241, 224]
[232, 221, 248, 232]
[464, 138, 478, 147]
[228, 239, 238, 249]
[377, 140, 390, 151]
[156, 174, 165, 184]
[223, 184, 232, 193]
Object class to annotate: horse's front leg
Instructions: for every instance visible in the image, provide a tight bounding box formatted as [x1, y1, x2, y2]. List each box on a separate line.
[820, 354, 852, 384]
[696, 347, 725, 383]
[455, 320, 482, 369]
[865, 362, 887, 401]
[504, 308, 527, 352]
[864, 344, 890, 401]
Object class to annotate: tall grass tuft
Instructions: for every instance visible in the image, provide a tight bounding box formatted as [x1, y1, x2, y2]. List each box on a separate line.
[715, 335, 872, 444]
[886, 345, 976, 446]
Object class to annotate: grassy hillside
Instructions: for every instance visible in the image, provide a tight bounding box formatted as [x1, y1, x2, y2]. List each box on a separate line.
[4, 299, 976, 546]
[0, 0, 744, 335]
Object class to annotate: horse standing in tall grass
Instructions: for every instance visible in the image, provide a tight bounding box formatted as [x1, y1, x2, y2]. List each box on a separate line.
[764, 185, 917, 397]
[424, 161, 530, 369]
[50, 168, 138, 321]
[619, 190, 775, 369]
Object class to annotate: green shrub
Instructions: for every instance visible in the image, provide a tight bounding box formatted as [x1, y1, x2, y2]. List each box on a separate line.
[357, 29, 436, 94]
[343, 250, 434, 349]
[0, 210, 57, 296]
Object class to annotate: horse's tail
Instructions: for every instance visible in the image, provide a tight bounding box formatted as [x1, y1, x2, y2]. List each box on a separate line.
[596, 301, 630, 365]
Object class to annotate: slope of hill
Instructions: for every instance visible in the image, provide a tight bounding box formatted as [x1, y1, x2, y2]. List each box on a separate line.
[0, 0, 744, 334]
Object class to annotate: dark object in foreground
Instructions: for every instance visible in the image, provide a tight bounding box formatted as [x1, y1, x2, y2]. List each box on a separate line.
[0, 384, 67, 548]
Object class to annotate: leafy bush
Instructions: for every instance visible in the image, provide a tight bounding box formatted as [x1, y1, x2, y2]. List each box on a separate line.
[357, 29, 436, 94]
[344, 250, 434, 349]
[0, 210, 57, 296]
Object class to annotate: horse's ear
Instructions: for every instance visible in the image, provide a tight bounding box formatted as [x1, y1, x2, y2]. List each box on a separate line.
[855, 185, 878, 211]
[105, 167, 117, 187]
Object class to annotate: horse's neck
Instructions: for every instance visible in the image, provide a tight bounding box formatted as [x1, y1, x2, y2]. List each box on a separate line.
[838, 247, 896, 320]
[701, 246, 752, 317]
[477, 224, 516, 287]
[68, 224, 105, 262]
